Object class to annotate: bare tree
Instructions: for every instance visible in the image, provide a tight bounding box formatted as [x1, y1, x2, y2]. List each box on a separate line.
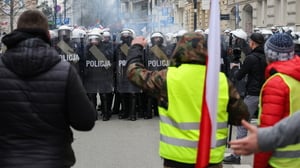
[0, 0, 25, 31]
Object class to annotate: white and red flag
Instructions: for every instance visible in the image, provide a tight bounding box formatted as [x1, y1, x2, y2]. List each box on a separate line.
[196, 0, 221, 167]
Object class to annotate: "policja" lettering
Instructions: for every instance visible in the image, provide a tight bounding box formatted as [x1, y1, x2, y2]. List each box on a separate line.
[119, 60, 127, 67]
[60, 54, 80, 62]
[148, 60, 170, 67]
[86, 60, 111, 68]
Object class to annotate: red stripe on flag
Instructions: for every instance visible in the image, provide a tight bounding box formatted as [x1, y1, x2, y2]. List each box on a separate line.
[195, 69, 212, 168]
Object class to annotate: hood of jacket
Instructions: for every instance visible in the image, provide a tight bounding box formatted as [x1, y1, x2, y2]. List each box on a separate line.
[1, 28, 61, 78]
[265, 56, 300, 81]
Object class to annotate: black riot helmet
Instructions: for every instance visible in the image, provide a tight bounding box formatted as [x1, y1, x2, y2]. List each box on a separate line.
[150, 32, 164, 46]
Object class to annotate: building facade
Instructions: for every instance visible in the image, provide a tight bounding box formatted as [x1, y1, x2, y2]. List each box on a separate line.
[226, 0, 300, 34]
[0, 0, 37, 33]
[1, 0, 300, 34]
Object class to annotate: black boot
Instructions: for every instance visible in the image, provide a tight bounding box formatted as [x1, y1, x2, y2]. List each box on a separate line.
[128, 94, 137, 121]
[144, 97, 152, 119]
[119, 94, 129, 119]
[101, 94, 110, 121]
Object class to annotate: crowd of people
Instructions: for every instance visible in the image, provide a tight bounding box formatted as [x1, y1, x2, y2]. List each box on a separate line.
[1, 9, 300, 168]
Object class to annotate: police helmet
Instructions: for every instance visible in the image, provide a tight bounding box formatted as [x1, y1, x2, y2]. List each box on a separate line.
[88, 30, 101, 44]
[253, 27, 260, 33]
[102, 31, 111, 41]
[164, 33, 175, 44]
[177, 29, 188, 37]
[195, 29, 204, 34]
[224, 29, 231, 33]
[175, 29, 187, 42]
[103, 31, 111, 37]
[58, 25, 72, 39]
[49, 30, 58, 39]
[231, 29, 247, 41]
[271, 26, 278, 33]
[72, 28, 86, 39]
[127, 29, 136, 38]
[120, 29, 134, 37]
[150, 32, 164, 46]
[120, 28, 135, 44]
[260, 29, 273, 41]
[293, 37, 300, 45]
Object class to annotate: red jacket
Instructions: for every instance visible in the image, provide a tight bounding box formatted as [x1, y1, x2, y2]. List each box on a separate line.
[254, 56, 300, 168]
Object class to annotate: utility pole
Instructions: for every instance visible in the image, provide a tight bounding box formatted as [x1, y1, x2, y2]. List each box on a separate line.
[64, 0, 66, 23]
[148, 0, 152, 33]
[53, 0, 57, 28]
[235, 3, 239, 29]
[193, 0, 197, 31]
[80, 0, 83, 25]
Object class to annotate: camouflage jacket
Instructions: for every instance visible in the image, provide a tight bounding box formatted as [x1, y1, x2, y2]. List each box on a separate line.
[127, 33, 249, 125]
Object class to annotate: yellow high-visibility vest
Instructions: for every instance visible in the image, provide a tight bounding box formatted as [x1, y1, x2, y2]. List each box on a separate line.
[159, 64, 229, 164]
[259, 73, 300, 168]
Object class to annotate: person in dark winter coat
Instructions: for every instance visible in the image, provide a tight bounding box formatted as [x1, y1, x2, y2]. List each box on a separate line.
[0, 10, 96, 168]
[224, 33, 267, 164]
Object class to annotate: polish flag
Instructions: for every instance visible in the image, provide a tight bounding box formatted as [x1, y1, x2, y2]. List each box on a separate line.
[195, 0, 220, 167]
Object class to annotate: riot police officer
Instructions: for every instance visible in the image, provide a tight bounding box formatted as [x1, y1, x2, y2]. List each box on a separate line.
[165, 29, 187, 58]
[55, 25, 80, 73]
[143, 32, 169, 119]
[71, 28, 86, 81]
[84, 30, 101, 112]
[99, 31, 114, 120]
[113, 29, 141, 121]
[223, 29, 251, 100]
[84, 30, 114, 121]
[230, 29, 251, 62]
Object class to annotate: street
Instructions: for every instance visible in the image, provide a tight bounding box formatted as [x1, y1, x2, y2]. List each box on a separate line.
[72, 115, 253, 168]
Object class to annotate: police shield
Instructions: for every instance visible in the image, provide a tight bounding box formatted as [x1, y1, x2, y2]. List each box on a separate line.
[55, 39, 80, 72]
[146, 44, 169, 71]
[84, 44, 114, 93]
[115, 43, 141, 93]
[71, 37, 86, 80]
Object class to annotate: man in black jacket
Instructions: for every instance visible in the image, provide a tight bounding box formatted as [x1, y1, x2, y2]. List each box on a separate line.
[0, 10, 96, 167]
[224, 33, 267, 164]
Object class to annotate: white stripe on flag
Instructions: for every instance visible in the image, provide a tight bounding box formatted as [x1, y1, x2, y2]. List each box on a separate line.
[207, 0, 220, 148]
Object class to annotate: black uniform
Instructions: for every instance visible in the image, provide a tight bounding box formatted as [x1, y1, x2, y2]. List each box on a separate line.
[114, 35, 141, 121]
[142, 37, 169, 119]
[84, 40, 114, 121]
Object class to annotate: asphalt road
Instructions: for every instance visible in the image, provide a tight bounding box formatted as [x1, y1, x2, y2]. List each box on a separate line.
[72, 115, 253, 168]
